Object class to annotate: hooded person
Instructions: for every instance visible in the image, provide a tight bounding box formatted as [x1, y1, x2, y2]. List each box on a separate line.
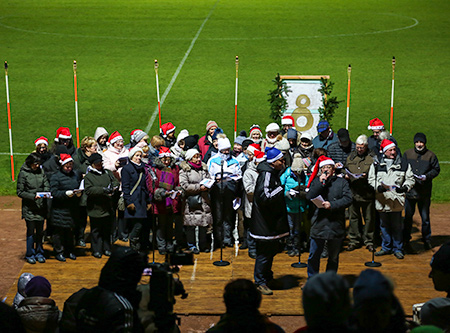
[13, 273, 35, 309]
[170, 129, 189, 160]
[94, 127, 109, 154]
[208, 137, 242, 248]
[250, 147, 289, 295]
[17, 276, 60, 333]
[198, 120, 219, 157]
[60, 246, 147, 332]
[274, 137, 292, 167]
[351, 269, 408, 333]
[296, 272, 351, 332]
[159, 122, 177, 148]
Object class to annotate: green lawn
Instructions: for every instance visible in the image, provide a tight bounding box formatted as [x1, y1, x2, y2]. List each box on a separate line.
[0, 0, 449, 199]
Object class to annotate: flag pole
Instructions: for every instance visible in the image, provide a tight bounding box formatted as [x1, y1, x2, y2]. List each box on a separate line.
[73, 60, 80, 148]
[234, 56, 239, 140]
[154, 60, 162, 129]
[389, 57, 396, 135]
[346, 64, 352, 130]
[4, 61, 15, 181]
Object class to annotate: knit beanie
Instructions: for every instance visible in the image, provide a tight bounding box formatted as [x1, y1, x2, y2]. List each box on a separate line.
[414, 132, 427, 144]
[291, 153, 305, 172]
[185, 148, 200, 161]
[206, 120, 218, 132]
[24, 276, 52, 298]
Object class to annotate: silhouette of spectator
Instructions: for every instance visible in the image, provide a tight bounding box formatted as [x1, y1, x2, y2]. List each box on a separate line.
[0, 301, 25, 333]
[207, 279, 284, 332]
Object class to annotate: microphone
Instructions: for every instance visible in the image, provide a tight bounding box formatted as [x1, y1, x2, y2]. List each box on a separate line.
[322, 171, 328, 185]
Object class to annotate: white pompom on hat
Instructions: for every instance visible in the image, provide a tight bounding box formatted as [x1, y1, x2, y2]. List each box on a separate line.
[218, 137, 231, 152]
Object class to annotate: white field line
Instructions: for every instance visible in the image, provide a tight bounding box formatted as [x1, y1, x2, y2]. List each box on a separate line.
[144, 0, 220, 133]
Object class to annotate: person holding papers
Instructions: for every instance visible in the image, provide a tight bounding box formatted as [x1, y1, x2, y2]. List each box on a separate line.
[180, 148, 213, 253]
[344, 134, 377, 252]
[306, 156, 352, 278]
[368, 139, 414, 259]
[403, 132, 440, 252]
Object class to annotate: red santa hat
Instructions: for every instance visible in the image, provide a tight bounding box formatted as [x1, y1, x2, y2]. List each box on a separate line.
[158, 146, 172, 158]
[59, 153, 73, 166]
[249, 124, 262, 136]
[367, 118, 385, 130]
[254, 150, 265, 163]
[108, 131, 123, 145]
[281, 115, 295, 126]
[307, 156, 335, 188]
[160, 122, 176, 137]
[55, 127, 72, 142]
[247, 143, 261, 154]
[380, 139, 396, 153]
[35, 136, 48, 147]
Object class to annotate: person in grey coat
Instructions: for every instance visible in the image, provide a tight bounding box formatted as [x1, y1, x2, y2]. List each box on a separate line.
[179, 149, 213, 253]
[17, 153, 50, 264]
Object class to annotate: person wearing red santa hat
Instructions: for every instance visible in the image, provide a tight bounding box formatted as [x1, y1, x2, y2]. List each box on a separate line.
[367, 118, 399, 158]
[159, 122, 177, 148]
[249, 124, 263, 144]
[33, 136, 51, 163]
[368, 139, 414, 259]
[49, 154, 81, 262]
[305, 156, 352, 278]
[51, 127, 76, 156]
[281, 115, 295, 135]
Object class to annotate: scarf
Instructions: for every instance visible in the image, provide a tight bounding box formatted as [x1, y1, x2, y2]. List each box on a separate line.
[188, 161, 202, 170]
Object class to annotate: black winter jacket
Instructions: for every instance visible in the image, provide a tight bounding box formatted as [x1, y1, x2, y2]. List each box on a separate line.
[249, 162, 289, 240]
[84, 169, 120, 218]
[50, 169, 81, 228]
[122, 161, 150, 219]
[306, 176, 353, 239]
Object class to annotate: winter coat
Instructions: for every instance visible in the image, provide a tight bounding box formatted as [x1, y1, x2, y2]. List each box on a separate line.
[403, 147, 440, 199]
[368, 155, 415, 212]
[121, 161, 150, 219]
[17, 165, 50, 222]
[152, 158, 182, 214]
[203, 145, 218, 163]
[179, 161, 213, 227]
[243, 161, 259, 219]
[327, 141, 356, 166]
[50, 169, 81, 228]
[312, 131, 338, 150]
[42, 155, 60, 179]
[368, 134, 401, 160]
[249, 161, 289, 240]
[280, 167, 308, 214]
[73, 148, 90, 175]
[84, 168, 120, 218]
[102, 145, 129, 181]
[198, 133, 212, 157]
[159, 133, 176, 148]
[345, 150, 376, 202]
[17, 296, 60, 333]
[306, 176, 353, 240]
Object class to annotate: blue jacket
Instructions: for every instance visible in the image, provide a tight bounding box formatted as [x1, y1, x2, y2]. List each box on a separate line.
[280, 167, 308, 214]
[121, 161, 150, 219]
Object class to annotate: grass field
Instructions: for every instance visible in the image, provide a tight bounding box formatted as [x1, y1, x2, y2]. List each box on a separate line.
[0, 0, 449, 200]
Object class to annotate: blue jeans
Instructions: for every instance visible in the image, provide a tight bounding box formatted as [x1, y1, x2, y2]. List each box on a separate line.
[307, 237, 342, 278]
[379, 212, 403, 253]
[254, 240, 280, 286]
[404, 197, 431, 242]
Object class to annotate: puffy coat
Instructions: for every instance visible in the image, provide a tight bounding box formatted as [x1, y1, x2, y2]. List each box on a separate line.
[17, 165, 50, 222]
[312, 131, 338, 150]
[84, 168, 120, 218]
[17, 297, 60, 333]
[368, 155, 415, 212]
[152, 158, 182, 214]
[249, 162, 289, 240]
[243, 161, 258, 219]
[280, 167, 308, 214]
[198, 133, 212, 157]
[327, 141, 356, 166]
[306, 176, 353, 239]
[345, 150, 376, 202]
[50, 169, 81, 228]
[102, 145, 128, 181]
[121, 161, 150, 219]
[179, 161, 212, 227]
[403, 147, 440, 199]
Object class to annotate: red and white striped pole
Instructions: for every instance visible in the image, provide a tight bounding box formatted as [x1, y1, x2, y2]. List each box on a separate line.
[389, 57, 396, 135]
[345, 64, 352, 130]
[73, 60, 80, 148]
[4, 61, 15, 181]
[154, 60, 162, 129]
[234, 56, 239, 140]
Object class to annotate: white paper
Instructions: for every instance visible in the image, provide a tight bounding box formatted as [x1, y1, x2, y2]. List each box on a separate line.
[289, 189, 299, 196]
[414, 174, 426, 181]
[168, 190, 182, 199]
[233, 198, 241, 210]
[311, 195, 325, 208]
[199, 178, 215, 189]
[36, 192, 52, 198]
[345, 168, 364, 179]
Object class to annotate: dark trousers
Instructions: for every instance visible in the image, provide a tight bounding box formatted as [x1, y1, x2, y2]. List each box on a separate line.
[211, 186, 236, 246]
[114, 209, 128, 240]
[404, 197, 431, 243]
[74, 206, 87, 242]
[185, 225, 211, 251]
[254, 240, 281, 286]
[25, 220, 44, 258]
[348, 200, 375, 247]
[156, 214, 174, 252]
[244, 217, 256, 255]
[128, 218, 148, 251]
[52, 226, 75, 255]
[90, 216, 113, 254]
[307, 237, 343, 278]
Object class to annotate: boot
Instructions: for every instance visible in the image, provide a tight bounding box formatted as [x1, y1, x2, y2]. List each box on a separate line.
[130, 238, 141, 251]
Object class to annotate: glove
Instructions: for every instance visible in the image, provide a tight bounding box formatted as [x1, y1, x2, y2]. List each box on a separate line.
[103, 187, 113, 195]
[76, 191, 82, 197]
[395, 186, 408, 193]
[377, 185, 387, 193]
[127, 203, 136, 213]
[65, 190, 74, 197]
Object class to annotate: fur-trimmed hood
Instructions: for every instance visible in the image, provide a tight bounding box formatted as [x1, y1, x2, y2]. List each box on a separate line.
[179, 160, 208, 172]
[154, 156, 177, 169]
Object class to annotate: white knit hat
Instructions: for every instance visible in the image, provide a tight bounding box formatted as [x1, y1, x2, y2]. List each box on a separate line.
[185, 148, 200, 161]
[265, 123, 280, 133]
[218, 137, 231, 152]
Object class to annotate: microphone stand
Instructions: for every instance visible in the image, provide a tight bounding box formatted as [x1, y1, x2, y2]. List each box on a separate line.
[214, 158, 230, 266]
[365, 248, 382, 267]
[150, 214, 159, 264]
[291, 238, 307, 268]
